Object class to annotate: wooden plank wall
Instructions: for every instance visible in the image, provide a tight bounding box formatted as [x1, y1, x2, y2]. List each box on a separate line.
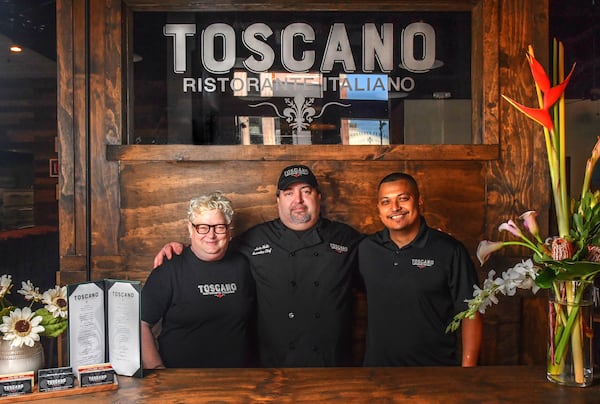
[0, 76, 58, 227]
[56, 0, 551, 365]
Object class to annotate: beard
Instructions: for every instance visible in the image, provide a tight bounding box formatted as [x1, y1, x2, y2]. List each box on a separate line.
[289, 211, 311, 224]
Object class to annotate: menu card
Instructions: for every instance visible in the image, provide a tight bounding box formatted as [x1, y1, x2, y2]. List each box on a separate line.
[67, 279, 142, 378]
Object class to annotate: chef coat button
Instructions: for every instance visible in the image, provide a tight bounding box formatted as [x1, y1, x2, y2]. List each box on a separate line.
[393, 262, 399, 266]
[290, 281, 297, 287]
[313, 252, 319, 256]
[288, 312, 295, 319]
[289, 342, 295, 350]
[314, 312, 320, 319]
[313, 281, 319, 287]
[290, 252, 295, 257]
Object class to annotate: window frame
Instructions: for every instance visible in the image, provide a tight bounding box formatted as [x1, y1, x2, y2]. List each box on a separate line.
[112, 0, 499, 162]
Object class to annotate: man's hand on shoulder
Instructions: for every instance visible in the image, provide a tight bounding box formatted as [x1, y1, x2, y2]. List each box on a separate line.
[153, 242, 185, 268]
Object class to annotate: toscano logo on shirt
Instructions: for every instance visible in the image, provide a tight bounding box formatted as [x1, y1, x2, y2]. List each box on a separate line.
[411, 259, 435, 270]
[198, 283, 238, 298]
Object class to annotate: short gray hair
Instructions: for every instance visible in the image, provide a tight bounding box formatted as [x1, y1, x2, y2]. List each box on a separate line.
[187, 192, 234, 224]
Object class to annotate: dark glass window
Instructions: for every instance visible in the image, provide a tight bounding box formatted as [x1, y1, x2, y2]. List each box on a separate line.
[131, 11, 471, 145]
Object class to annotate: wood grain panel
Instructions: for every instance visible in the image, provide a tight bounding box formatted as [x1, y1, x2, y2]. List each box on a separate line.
[116, 160, 484, 258]
[480, 0, 550, 364]
[486, 0, 551, 241]
[89, 0, 122, 255]
[57, 0, 75, 256]
[479, 0, 500, 144]
[107, 144, 499, 161]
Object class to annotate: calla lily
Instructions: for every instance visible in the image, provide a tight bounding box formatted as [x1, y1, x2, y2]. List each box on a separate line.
[519, 211, 541, 241]
[476, 240, 506, 265]
[498, 220, 524, 238]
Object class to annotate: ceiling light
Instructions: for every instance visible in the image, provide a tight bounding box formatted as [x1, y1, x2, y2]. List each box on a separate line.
[9, 45, 23, 53]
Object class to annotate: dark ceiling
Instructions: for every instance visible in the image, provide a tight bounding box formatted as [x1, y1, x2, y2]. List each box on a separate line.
[0, 0, 599, 97]
[0, 0, 56, 60]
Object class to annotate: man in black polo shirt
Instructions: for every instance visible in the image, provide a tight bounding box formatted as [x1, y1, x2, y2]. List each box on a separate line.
[359, 172, 482, 367]
[154, 165, 363, 367]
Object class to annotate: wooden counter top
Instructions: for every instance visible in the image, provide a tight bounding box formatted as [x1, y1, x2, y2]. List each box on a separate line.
[33, 366, 600, 403]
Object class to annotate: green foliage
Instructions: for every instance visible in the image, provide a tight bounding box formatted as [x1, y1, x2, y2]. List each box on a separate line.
[0, 306, 11, 319]
[534, 257, 600, 288]
[34, 308, 68, 337]
[570, 190, 600, 260]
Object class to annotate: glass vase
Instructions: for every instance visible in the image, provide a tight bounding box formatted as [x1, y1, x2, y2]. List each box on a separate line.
[547, 279, 595, 387]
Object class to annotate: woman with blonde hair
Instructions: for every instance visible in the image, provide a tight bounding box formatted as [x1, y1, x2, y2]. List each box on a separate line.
[141, 192, 255, 368]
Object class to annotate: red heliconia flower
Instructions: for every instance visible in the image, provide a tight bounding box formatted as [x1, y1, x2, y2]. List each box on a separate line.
[502, 97, 555, 130]
[551, 238, 574, 260]
[502, 50, 575, 132]
[526, 52, 572, 109]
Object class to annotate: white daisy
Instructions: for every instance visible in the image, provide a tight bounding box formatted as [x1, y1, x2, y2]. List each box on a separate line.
[0, 275, 12, 299]
[17, 280, 43, 302]
[0, 307, 44, 348]
[42, 286, 68, 319]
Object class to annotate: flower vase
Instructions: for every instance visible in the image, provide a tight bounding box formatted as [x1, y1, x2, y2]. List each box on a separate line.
[0, 340, 45, 375]
[547, 279, 595, 387]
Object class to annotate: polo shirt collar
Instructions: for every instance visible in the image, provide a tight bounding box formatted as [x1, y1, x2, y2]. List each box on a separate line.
[377, 216, 429, 250]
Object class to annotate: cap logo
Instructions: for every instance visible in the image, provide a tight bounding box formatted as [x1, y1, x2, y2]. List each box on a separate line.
[284, 167, 310, 178]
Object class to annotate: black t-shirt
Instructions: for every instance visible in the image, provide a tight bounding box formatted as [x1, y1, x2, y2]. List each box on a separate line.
[234, 218, 363, 367]
[142, 247, 255, 368]
[359, 219, 478, 366]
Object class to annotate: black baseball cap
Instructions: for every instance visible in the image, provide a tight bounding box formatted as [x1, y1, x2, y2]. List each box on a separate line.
[277, 164, 319, 190]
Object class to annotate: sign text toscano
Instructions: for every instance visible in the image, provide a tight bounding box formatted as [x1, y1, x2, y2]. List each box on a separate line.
[164, 21, 439, 94]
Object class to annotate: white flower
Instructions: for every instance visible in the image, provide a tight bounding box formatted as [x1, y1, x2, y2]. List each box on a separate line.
[498, 271, 518, 296]
[17, 280, 43, 302]
[482, 270, 498, 290]
[510, 259, 540, 294]
[0, 275, 12, 299]
[462, 261, 541, 317]
[471, 284, 496, 313]
[0, 307, 44, 348]
[42, 286, 68, 319]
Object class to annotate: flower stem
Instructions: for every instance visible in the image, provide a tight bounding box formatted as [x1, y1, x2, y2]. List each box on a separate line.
[557, 41, 569, 238]
[551, 281, 587, 384]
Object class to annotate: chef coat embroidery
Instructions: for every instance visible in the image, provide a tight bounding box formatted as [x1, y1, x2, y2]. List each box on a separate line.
[252, 244, 272, 256]
[329, 243, 349, 254]
[411, 258, 435, 269]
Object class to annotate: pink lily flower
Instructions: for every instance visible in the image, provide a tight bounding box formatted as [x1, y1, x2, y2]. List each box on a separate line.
[498, 220, 524, 238]
[519, 211, 540, 239]
[476, 240, 506, 266]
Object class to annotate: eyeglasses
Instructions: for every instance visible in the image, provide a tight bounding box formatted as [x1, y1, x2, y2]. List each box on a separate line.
[192, 223, 229, 235]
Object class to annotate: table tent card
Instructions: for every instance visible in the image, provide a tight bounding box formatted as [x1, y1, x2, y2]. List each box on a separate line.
[67, 279, 142, 378]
